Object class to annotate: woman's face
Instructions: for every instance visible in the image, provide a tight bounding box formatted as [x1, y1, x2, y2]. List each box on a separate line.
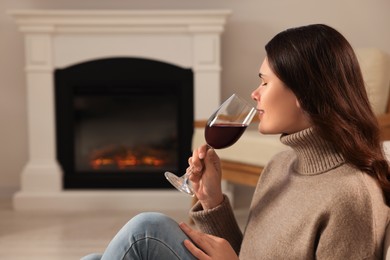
[251, 57, 312, 135]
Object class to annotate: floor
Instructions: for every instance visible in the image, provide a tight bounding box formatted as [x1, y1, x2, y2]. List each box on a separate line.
[0, 197, 248, 260]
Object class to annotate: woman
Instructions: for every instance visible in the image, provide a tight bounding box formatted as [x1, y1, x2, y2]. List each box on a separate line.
[82, 24, 390, 259]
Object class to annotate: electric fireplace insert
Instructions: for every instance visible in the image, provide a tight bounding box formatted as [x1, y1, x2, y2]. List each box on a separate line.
[55, 57, 193, 189]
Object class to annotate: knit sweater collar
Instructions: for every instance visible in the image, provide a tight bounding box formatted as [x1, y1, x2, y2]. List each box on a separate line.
[280, 128, 345, 175]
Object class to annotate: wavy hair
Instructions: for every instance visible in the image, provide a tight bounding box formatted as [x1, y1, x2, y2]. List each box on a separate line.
[265, 24, 390, 205]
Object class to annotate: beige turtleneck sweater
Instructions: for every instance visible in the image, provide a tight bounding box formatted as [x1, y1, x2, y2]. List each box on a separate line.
[190, 128, 389, 259]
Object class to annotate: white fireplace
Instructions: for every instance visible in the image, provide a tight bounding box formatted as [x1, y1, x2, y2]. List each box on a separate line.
[9, 9, 230, 211]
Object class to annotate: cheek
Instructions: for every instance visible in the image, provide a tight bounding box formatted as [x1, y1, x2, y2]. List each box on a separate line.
[259, 95, 299, 134]
[260, 109, 289, 133]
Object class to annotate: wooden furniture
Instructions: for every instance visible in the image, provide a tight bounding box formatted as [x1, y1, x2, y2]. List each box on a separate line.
[221, 160, 262, 187]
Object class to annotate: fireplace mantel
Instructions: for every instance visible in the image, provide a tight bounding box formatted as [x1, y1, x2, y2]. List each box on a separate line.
[10, 9, 229, 31]
[9, 9, 230, 211]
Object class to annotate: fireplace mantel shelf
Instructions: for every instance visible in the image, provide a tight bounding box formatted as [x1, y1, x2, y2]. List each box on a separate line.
[9, 9, 231, 33]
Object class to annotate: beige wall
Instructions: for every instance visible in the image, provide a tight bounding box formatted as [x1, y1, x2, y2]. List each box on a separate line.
[1, 0, 390, 193]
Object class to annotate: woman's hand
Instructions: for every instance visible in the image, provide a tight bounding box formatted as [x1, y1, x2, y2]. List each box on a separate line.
[180, 222, 239, 260]
[188, 144, 223, 209]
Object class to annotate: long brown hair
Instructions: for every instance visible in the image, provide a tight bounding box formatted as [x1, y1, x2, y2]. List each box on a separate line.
[265, 24, 390, 205]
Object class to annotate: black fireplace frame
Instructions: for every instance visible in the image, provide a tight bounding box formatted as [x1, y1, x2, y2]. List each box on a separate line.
[55, 57, 193, 189]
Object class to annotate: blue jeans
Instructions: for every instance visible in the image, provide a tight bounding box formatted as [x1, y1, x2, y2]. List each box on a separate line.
[81, 212, 196, 260]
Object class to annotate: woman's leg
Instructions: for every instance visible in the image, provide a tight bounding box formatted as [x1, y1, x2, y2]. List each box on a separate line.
[98, 212, 196, 260]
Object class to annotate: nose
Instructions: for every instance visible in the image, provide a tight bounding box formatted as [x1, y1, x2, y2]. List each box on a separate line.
[251, 87, 260, 101]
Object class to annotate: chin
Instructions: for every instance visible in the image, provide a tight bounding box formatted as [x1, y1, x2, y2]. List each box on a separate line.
[258, 124, 276, 135]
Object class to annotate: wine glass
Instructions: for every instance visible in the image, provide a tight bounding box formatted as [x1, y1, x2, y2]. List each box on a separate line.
[164, 94, 257, 196]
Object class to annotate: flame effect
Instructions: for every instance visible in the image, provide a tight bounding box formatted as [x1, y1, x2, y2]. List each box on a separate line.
[89, 145, 169, 170]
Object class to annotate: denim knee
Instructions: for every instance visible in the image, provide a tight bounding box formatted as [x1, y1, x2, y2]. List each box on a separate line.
[94, 212, 195, 260]
[126, 212, 179, 233]
[121, 212, 195, 259]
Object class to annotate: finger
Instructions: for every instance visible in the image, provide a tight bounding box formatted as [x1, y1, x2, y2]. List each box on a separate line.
[185, 166, 193, 175]
[179, 222, 199, 238]
[185, 158, 198, 178]
[187, 157, 194, 169]
[179, 222, 210, 250]
[205, 148, 221, 172]
[187, 156, 201, 179]
[191, 151, 204, 173]
[183, 239, 209, 260]
[197, 144, 209, 159]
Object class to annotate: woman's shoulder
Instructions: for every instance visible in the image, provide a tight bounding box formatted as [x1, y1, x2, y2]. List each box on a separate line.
[333, 167, 382, 196]
[325, 169, 389, 256]
[326, 167, 388, 216]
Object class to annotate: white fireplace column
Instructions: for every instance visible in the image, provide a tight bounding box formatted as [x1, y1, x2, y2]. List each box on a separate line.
[9, 10, 230, 211]
[21, 33, 62, 193]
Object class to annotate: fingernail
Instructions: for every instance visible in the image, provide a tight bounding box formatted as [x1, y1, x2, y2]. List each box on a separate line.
[179, 222, 187, 229]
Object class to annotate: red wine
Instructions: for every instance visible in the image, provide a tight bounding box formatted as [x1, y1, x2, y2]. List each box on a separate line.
[205, 123, 247, 149]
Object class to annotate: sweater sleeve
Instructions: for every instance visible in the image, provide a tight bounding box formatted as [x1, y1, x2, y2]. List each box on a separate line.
[189, 195, 243, 254]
